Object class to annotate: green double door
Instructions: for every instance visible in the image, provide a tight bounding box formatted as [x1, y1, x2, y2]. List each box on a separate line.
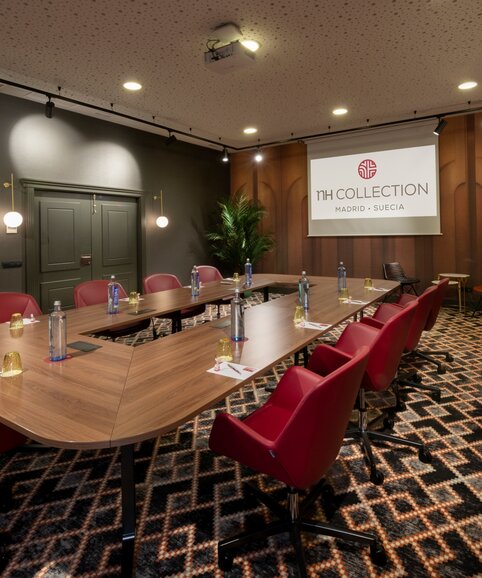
[27, 191, 140, 312]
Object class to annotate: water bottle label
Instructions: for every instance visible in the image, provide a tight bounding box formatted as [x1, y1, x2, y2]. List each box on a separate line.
[113, 285, 119, 306]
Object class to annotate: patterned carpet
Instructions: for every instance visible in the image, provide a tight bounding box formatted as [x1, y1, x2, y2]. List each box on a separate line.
[0, 294, 481, 577]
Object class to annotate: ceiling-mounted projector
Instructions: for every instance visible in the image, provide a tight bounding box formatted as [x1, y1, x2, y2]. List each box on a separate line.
[204, 41, 256, 73]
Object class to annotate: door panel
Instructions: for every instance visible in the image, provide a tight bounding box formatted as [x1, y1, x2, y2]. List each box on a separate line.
[31, 191, 139, 312]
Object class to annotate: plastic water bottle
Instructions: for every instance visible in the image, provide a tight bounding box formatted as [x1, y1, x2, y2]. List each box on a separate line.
[49, 300, 67, 361]
[337, 262, 347, 293]
[244, 258, 253, 287]
[298, 271, 309, 310]
[107, 275, 120, 314]
[191, 266, 200, 297]
[231, 286, 245, 341]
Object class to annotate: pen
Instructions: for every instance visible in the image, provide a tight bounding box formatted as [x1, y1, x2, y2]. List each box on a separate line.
[228, 363, 242, 375]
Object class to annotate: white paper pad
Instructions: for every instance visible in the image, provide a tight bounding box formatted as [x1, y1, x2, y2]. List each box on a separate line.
[371, 287, 389, 292]
[5, 318, 39, 325]
[342, 299, 369, 305]
[119, 297, 145, 302]
[297, 321, 332, 331]
[207, 361, 259, 379]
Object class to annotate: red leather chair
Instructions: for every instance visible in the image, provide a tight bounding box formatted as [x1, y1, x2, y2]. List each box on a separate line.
[308, 300, 431, 485]
[143, 273, 205, 333]
[197, 265, 226, 318]
[0, 292, 42, 323]
[209, 348, 387, 575]
[396, 278, 453, 374]
[73, 279, 154, 340]
[367, 284, 442, 401]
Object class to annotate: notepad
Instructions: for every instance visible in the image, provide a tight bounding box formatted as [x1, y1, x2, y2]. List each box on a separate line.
[207, 361, 258, 379]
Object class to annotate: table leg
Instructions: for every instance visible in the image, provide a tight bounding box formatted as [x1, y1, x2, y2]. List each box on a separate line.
[263, 287, 269, 302]
[121, 444, 136, 578]
[457, 281, 462, 313]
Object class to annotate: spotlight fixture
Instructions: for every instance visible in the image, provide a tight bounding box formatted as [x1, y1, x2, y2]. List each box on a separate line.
[433, 118, 447, 136]
[153, 190, 169, 228]
[222, 147, 229, 162]
[165, 131, 177, 146]
[45, 95, 55, 118]
[2, 173, 23, 232]
[254, 149, 263, 163]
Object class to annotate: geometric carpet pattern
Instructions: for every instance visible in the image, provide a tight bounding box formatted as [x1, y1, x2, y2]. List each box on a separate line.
[0, 295, 481, 577]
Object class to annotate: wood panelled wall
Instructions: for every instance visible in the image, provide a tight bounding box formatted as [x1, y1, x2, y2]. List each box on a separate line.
[231, 114, 482, 289]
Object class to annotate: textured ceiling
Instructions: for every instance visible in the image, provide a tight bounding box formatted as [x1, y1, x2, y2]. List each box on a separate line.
[0, 0, 481, 149]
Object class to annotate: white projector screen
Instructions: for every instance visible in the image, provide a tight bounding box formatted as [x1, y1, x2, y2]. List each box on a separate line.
[308, 120, 441, 236]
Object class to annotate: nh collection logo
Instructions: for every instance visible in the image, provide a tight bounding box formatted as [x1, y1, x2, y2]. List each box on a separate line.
[358, 159, 377, 179]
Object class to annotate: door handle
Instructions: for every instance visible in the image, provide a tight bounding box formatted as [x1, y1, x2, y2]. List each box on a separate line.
[80, 255, 92, 266]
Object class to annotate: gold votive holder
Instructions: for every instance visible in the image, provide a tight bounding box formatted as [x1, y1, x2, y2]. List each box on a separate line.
[364, 278, 373, 290]
[338, 287, 349, 301]
[215, 337, 233, 363]
[293, 304, 305, 325]
[1, 351, 23, 377]
[9, 313, 24, 330]
[128, 291, 140, 304]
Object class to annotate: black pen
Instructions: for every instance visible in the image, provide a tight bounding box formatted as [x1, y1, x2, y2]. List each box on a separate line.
[228, 363, 242, 375]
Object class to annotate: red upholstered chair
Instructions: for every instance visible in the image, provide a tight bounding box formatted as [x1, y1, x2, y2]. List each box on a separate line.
[143, 273, 205, 333]
[308, 300, 431, 485]
[368, 284, 442, 401]
[209, 348, 387, 575]
[395, 278, 454, 374]
[0, 293, 41, 464]
[0, 292, 42, 323]
[73, 279, 154, 340]
[197, 265, 226, 318]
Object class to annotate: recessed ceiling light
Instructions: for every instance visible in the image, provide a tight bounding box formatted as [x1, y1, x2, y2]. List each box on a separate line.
[333, 108, 348, 116]
[243, 127, 258, 134]
[123, 81, 142, 91]
[458, 81, 477, 90]
[240, 39, 260, 52]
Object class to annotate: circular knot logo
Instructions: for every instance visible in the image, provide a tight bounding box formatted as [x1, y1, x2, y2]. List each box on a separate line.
[358, 159, 377, 179]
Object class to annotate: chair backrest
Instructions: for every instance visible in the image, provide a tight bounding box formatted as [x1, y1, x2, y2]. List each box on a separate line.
[402, 285, 438, 350]
[269, 348, 370, 488]
[424, 277, 449, 331]
[0, 292, 42, 323]
[337, 300, 419, 392]
[143, 273, 182, 294]
[197, 265, 223, 283]
[73, 280, 127, 308]
[382, 262, 406, 281]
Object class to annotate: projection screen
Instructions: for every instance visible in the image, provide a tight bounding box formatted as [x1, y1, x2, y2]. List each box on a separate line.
[307, 120, 441, 236]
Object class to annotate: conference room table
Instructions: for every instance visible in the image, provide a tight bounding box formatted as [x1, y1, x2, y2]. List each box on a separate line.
[0, 274, 398, 576]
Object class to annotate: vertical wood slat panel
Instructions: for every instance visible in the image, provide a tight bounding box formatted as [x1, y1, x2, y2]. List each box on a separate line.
[230, 114, 481, 287]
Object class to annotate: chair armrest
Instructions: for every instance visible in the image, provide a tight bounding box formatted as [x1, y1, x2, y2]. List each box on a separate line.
[307, 344, 352, 376]
[360, 316, 385, 329]
[372, 302, 404, 323]
[335, 322, 379, 356]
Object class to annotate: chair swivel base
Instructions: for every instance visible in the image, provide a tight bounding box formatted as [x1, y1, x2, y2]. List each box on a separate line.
[217, 481, 386, 577]
[0, 532, 10, 573]
[398, 374, 442, 403]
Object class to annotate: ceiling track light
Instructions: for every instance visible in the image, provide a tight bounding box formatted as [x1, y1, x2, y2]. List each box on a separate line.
[45, 95, 55, 118]
[165, 130, 177, 146]
[433, 118, 447, 136]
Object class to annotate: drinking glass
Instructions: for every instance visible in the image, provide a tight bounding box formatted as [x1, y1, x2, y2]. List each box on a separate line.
[2, 351, 23, 377]
[215, 337, 233, 363]
[338, 287, 349, 301]
[364, 278, 373, 290]
[129, 291, 140, 304]
[9, 313, 24, 330]
[293, 305, 305, 325]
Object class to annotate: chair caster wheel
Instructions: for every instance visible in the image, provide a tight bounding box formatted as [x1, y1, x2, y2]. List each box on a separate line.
[431, 390, 441, 402]
[419, 447, 432, 463]
[412, 373, 422, 383]
[437, 365, 446, 375]
[446, 354, 454, 362]
[383, 416, 395, 430]
[370, 543, 387, 566]
[370, 469, 384, 485]
[396, 401, 406, 412]
[218, 551, 234, 571]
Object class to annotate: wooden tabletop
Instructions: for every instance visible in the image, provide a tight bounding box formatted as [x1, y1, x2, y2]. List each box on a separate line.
[0, 275, 398, 449]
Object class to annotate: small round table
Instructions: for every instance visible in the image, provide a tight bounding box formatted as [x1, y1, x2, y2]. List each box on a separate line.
[438, 273, 470, 313]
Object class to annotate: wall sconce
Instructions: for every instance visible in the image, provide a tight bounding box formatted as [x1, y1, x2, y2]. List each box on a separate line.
[3, 173, 23, 233]
[153, 190, 169, 228]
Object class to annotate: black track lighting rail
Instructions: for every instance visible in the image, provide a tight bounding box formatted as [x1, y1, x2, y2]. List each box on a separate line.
[1, 78, 481, 153]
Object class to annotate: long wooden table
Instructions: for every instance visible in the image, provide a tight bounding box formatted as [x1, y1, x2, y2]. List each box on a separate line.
[0, 274, 398, 575]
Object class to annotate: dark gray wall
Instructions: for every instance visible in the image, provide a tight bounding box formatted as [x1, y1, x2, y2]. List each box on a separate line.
[0, 93, 229, 291]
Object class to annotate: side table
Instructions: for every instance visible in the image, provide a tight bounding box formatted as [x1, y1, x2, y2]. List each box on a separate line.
[438, 273, 470, 313]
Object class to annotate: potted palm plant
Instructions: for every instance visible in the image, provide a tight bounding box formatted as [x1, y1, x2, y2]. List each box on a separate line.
[206, 189, 274, 273]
